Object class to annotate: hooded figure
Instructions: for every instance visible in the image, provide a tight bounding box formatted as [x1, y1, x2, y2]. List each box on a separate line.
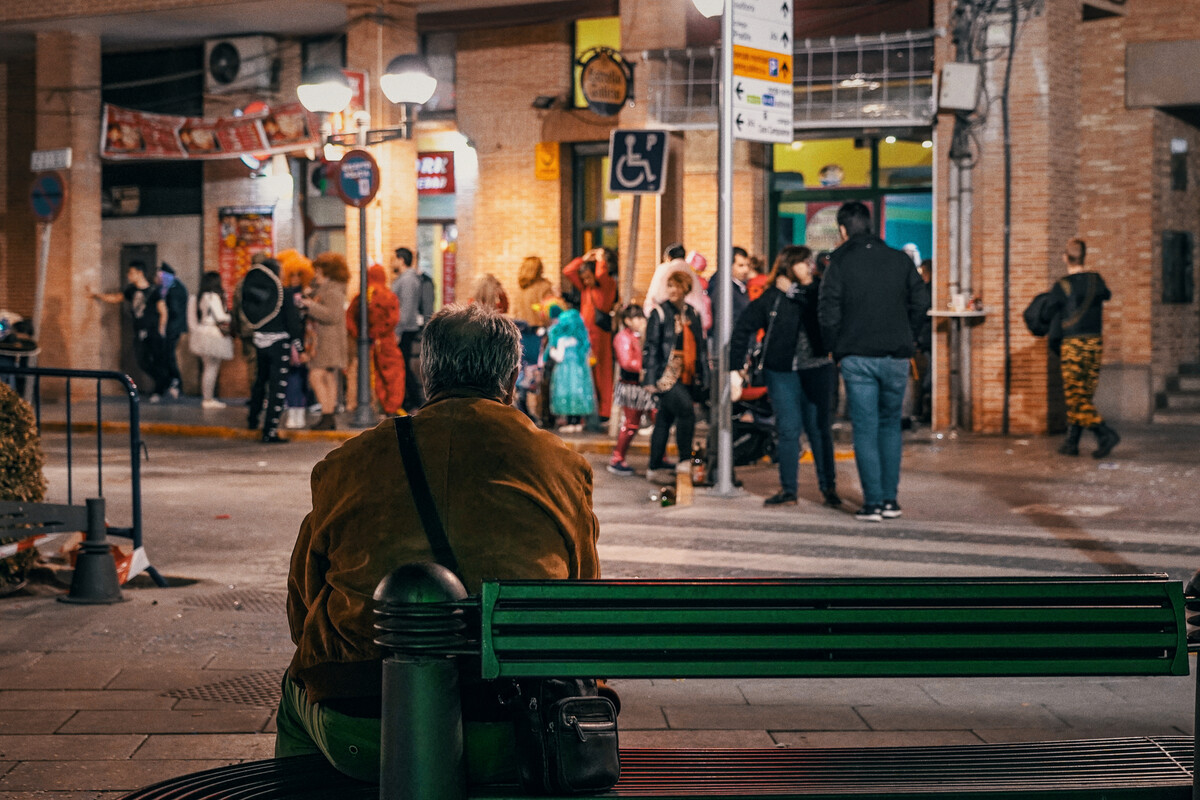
[347, 264, 406, 415]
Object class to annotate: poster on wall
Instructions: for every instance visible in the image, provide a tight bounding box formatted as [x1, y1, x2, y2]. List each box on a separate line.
[102, 103, 319, 161]
[218, 206, 275, 302]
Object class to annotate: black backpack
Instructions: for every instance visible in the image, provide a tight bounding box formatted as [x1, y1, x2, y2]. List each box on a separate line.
[1023, 291, 1055, 337]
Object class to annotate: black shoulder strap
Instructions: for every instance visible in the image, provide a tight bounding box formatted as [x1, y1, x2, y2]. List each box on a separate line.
[393, 416, 461, 576]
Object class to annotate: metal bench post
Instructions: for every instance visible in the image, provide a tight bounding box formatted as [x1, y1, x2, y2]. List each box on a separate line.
[374, 563, 469, 800]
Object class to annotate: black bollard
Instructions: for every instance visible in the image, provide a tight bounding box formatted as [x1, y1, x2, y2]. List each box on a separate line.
[374, 562, 469, 800]
[59, 498, 125, 605]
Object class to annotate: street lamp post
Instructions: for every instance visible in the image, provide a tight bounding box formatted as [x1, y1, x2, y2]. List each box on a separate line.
[298, 58, 436, 428]
[693, 0, 739, 497]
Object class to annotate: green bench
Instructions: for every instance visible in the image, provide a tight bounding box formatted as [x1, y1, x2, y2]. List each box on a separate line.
[121, 569, 1197, 800]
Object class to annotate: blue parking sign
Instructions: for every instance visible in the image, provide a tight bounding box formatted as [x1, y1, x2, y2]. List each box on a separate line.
[607, 130, 669, 195]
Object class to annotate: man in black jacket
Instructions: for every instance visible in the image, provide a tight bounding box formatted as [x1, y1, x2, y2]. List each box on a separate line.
[818, 202, 928, 522]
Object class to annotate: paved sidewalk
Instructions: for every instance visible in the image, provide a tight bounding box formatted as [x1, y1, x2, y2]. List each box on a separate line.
[1, 400, 1196, 798]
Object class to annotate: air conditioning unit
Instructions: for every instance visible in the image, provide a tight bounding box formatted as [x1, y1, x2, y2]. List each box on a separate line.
[204, 36, 279, 95]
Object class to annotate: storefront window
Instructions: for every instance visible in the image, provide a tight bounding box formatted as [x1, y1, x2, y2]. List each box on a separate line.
[573, 143, 619, 258]
[771, 133, 932, 258]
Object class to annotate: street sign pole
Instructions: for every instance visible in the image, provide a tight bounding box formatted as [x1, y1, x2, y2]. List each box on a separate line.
[31, 222, 52, 371]
[712, 0, 738, 498]
[354, 202, 373, 428]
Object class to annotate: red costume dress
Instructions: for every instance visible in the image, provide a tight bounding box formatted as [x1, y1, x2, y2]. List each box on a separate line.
[563, 256, 618, 418]
[346, 264, 406, 415]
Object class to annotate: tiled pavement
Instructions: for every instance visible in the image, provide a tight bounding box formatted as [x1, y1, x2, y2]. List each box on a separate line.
[1, 402, 1196, 798]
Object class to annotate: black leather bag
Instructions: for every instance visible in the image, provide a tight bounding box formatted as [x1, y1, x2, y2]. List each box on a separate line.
[393, 417, 620, 795]
[593, 308, 614, 333]
[509, 678, 620, 794]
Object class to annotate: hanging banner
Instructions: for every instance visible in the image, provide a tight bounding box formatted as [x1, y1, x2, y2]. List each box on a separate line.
[101, 103, 319, 161]
[218, 206, 275, 302]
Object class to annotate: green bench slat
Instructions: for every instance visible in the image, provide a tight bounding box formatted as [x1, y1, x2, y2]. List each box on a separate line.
[479, 576, 1188, 681]
[487, 656, 1186, 680]
[491, 631, 1180, 652]
[490, 605, 1178, 626]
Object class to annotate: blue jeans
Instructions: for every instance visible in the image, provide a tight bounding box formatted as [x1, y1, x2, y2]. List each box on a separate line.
[839, 355, 909, 506]
[764, 365, 837, 494]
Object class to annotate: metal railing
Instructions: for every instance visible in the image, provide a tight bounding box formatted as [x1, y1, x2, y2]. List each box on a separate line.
[0, 364, 166, 587]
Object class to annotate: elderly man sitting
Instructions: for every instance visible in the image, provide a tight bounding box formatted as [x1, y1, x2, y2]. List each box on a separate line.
[277, 303, 601, 783]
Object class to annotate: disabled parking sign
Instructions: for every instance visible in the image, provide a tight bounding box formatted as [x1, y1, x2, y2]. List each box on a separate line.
[607, 130, 668, 195]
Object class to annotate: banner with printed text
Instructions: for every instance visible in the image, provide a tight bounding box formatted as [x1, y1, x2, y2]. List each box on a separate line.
[101, 103, 320, 161]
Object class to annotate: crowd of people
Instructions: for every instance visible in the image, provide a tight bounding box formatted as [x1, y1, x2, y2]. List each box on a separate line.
[96, 200, 1126, 518]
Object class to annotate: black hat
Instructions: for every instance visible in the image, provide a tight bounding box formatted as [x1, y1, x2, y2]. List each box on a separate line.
[240, 265, 282, 329]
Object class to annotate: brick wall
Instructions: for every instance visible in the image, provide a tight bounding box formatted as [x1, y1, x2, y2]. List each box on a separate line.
[3, 59, 36, 319]
[456, 23, 574, 301]
[1150, 113, 1200, 380]
[1080, 2, 1200, 392]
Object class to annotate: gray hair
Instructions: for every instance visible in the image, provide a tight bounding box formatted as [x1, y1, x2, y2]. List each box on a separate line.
[421, 304, 521, 400]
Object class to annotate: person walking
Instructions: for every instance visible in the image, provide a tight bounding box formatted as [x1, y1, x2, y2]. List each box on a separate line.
[390, 247, 432, 412]
[187, 271, 234, 409]
[732, 246, 840, 508]
[91, 261, 170, 402]
[301, 252, 349, 430]
[241, 257, 305, 443]
[643, 270, 708, 483]
[563, 248, 618, 421]
[158, 263, 189, 399]
[1040, 238, 1119, 458]
[818, 201, 928, 522]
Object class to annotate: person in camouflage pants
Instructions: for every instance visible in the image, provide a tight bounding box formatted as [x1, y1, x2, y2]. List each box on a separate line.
[1043, 238, 1119, 458]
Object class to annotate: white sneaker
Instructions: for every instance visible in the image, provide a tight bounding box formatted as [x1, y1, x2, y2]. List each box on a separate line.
[168, 385, 181, 399]
[283, 407, 307, 429]
[147, 394, 162, 404]
[201, 399, 227, 410]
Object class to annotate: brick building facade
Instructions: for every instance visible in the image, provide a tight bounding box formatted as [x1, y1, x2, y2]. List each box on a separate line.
[0, 0, 1197, 432]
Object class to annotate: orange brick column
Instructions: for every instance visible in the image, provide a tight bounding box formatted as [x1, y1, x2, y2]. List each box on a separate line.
[346, 10, 418, 296]
[36, 31, 102, 372]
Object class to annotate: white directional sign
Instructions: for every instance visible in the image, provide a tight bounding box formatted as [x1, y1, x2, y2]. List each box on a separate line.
[731, 0, 794, 144]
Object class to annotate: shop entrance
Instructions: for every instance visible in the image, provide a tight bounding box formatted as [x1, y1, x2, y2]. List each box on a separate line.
[571, 143, 619, 263]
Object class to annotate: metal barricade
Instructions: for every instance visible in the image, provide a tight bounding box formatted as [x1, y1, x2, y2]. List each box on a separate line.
[0, 364, 166, 587]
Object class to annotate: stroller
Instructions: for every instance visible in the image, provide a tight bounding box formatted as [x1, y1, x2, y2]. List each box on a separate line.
[700, 382, 779, 486]
[731, 385, 778, 466]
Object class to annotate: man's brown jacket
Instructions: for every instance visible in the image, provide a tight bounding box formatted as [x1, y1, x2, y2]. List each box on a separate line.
[286, 390, 601, 703]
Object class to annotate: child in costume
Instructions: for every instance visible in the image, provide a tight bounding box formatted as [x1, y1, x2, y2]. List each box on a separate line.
[608, 304, 656, 475]
[547, 296, 594, 432]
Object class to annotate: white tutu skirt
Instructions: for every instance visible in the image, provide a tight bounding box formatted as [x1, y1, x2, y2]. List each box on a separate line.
[188, 324, 234, 361]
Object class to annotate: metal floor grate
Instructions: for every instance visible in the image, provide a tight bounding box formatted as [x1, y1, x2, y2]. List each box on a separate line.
[119, 739, 1194, 799]
[180, 588, 286, 614]
[165, 669, 283, 707]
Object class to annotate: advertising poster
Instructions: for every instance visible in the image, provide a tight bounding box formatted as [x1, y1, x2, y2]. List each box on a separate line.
[218, 206, 275, 301]
[102, 103, 319, 161]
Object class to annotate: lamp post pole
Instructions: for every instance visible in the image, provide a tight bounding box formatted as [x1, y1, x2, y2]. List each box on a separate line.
[353, 119, 376, 428]
[713, 0, 737, 496]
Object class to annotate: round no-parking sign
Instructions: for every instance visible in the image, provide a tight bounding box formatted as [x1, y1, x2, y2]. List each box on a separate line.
[30, 172, 66, 222]
[335, 149, 380, 208]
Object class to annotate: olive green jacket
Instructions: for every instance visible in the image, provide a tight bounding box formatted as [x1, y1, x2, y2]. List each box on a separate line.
[286, 390, 601, 702]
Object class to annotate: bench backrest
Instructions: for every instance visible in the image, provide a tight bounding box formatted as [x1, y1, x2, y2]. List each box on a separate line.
[477, 575, 1188, 680]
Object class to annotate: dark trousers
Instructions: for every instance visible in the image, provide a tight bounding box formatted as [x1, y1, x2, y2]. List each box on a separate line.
[649, 383, 696, 469]
[765, 363, 837, 494]
[249, 340, 291, 437]
[162, 333, 183, 390]
[399, 331, 425, 411]
[133, 331, 170, 396]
